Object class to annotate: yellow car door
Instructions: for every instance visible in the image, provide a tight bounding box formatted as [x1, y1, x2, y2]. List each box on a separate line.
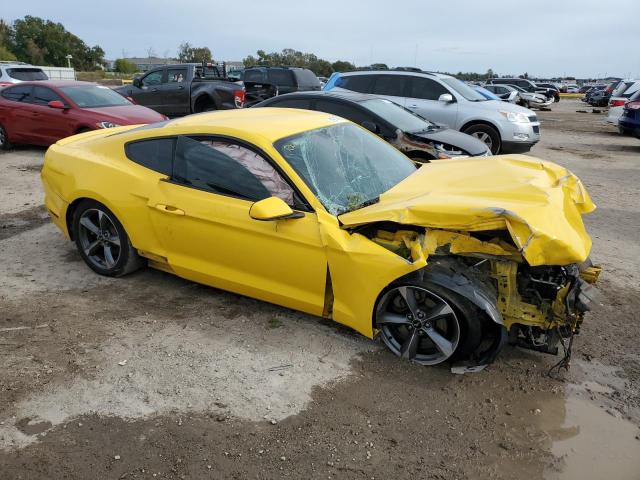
[147, 135, 328, 316]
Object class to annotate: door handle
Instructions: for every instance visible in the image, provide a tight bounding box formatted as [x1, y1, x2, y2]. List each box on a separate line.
[155, 204, 185, 215]
[151, 88, 158, 92]
[178, 85, 184, 90]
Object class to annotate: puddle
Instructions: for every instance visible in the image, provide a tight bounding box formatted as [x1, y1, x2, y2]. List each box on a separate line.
[538, 363, 640, 480]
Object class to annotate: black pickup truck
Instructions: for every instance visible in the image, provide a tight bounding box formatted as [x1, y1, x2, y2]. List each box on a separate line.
[115, 63, 274, 116]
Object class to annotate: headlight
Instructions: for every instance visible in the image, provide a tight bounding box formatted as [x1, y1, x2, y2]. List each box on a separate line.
[96, 121, 121, 129]
[499, 111, 530, 123]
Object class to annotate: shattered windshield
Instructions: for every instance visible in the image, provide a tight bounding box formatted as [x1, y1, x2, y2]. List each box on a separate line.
[274, 123, 416, 215]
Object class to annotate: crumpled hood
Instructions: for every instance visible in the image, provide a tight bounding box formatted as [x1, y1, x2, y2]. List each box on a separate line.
[338, 155, 595, 266]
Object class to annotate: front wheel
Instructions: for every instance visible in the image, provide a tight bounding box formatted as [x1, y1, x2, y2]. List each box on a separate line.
[375, 281, 482, 365]
[462, 124, 501, 154]
[0, 122, 11, 150]
[72, 199, 145, 277]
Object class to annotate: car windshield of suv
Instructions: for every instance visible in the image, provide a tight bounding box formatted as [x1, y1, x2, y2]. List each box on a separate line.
[360, 98, 434, 132]
[440, 77, 487, 101]
[59, 85, 131, 108]
[274, 123, 416, 215]
[7, 68, 47, 81]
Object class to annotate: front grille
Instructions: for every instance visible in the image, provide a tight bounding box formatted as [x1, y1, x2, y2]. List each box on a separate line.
[533, 125, 540, 134]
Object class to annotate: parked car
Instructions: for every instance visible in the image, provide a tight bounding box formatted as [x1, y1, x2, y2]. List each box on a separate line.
[115, 63, 248, 116]
[565, 84, 579, 93]
[0, 80, 166, 149]
[324, 70, 540, 154]
[503, 84, 553, 109]
[482, 84, 520, 103]
[0, 62, 48, 87]
[471, 85, 504, 101]
[534, 83, 561, 102]
[583, 84, 607, 103]
[241, 66, 321, 95]
[618, 92, 640, 138]
[255, 90, 491, 160]
[487, 78, 556, 102]
[606, 83, 640, 126]
[578, 85, 593, 94]
[41, 108, 600, 367]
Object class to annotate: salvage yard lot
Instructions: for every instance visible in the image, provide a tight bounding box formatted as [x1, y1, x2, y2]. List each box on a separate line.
[1, 100, 639, 479]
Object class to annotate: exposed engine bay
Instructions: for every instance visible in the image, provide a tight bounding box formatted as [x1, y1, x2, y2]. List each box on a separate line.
[357, 223, 601, 368]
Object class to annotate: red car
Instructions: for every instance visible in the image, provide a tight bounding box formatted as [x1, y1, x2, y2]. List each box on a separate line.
[0, 80, 167, 148]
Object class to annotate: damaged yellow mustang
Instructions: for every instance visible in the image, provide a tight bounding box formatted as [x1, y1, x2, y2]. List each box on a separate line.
[41, 108, 600, 369]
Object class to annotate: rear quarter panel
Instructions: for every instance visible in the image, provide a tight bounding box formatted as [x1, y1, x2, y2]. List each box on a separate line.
[42, 131, 166, 255]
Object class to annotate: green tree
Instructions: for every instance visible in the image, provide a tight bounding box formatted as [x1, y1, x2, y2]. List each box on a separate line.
[331, 60, 355, 73]
[11, 16, 105, 69]
[177, 42, 212, 63]
[0, 44, 16, 61]
[243, 48, 343, 77]
[114, 58, 137, 74]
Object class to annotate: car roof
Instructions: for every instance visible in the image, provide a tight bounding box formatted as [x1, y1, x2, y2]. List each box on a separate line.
[6, 80, 96, 88]
[166, 107, 347, 142]
[267, 90, 379, 103]
[338, 69, 449, 79]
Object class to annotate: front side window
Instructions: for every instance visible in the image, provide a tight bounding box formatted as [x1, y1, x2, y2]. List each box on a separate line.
[274, 123, 416, 215]
[174, 136, 295, 205]
[407, 77, 449, 100]
[125, 138, 175, 176]
[32, 86, 64, 106]
[142, 71, 163, 87]
[0, 85, 32, 102]
[59, 85, 131, 108]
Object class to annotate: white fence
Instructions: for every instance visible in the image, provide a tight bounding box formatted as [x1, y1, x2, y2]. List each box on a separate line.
[38, 66, 76, 80]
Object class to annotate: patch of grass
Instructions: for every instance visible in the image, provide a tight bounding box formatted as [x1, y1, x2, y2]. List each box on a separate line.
[267, 318, 283, 329]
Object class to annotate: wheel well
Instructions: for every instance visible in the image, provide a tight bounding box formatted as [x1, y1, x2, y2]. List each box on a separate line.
[65, 197, 90, 240]
[460, 120, 500, 135]
[75, 127, 91, 134]
[193, 94, 216, 112]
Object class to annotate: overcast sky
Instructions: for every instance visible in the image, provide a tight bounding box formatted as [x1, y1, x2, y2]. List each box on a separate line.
[5, 0, 639, 78]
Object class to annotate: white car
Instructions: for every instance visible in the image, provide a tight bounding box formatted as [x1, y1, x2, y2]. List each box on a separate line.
[607, 88, 640, 126]
[0, 62, 48, 87]
[324, 70, 540, 154]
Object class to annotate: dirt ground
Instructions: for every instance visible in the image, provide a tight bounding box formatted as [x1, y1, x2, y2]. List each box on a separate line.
[1, 100, 639, 480]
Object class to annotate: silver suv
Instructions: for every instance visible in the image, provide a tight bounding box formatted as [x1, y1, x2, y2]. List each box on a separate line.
[324, 70, 540, 154]
[0, 62, 48, 87]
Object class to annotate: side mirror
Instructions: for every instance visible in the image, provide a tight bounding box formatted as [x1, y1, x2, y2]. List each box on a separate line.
[48, 100, 66, 109]
[361, 120, 379, 134]
[249, 197, 303, 221]
[133, 77, 142, 88]
[438, 93, 454, 103]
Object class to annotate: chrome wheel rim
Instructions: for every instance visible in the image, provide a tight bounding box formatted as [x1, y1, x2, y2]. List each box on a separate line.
[376, 286, 460, 365]
[78, 209, 121, 269]
[471, 131, 493, 150]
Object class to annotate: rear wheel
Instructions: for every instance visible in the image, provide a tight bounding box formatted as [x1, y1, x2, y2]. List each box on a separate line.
[375, 281, 482, 365]
[72, 200, 144, 277]
[0, 123, 10, 150]
[462, 124, 501, 154]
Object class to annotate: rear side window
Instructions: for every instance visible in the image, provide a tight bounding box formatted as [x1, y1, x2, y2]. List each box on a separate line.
[268, 69, 295, 87]
[407, 77, 448, 100]
[335, 75, 374, 93]
[293, 69, 320, 88]
[6, 68, 47, 81]
[125, 138, 175, 176]
[1, 85, 32, 102]
[268, 98, 312, 109]
[167, 68, 188, 83]
[32, 86, 64, 105]
[371, 75, 406, 97]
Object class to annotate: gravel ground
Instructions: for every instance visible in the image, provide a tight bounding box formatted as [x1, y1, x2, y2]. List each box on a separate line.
[1, 100, 639, 479]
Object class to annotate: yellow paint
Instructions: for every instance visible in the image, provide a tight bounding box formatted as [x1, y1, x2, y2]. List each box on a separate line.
[41, 109, 597, 340]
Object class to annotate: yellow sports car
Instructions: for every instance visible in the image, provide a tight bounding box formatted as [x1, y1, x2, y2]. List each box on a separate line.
[41, 108, 600, 368]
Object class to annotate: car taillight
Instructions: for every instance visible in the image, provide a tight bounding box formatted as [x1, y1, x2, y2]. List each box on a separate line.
[610, 99, 626, 107]
[234, 89, 245, 108]
[626, 101, 640, 110]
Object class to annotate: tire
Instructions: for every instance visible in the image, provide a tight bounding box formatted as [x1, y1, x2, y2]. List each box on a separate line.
[0, 122, 11, 150]
[72, 199, 145, 277]
[194, 97, 217, 113]
[375, 280, 483, 366]
[462, 124, 501, 154]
